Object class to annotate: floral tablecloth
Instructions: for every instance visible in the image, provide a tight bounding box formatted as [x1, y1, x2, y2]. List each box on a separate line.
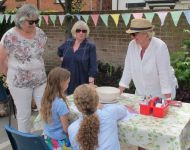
[34, 93, 190, 150]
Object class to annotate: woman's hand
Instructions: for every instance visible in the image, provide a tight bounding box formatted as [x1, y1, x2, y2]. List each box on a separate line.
[119, 86, 125, 94]
[88, 77, 94, 84]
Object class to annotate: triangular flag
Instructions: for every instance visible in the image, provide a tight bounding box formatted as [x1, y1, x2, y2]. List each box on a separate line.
[121, 13, 131, 26]
[82, 15, 89, 23]
[110, 14, 120, 27]
[144, 12, 155, 23]
[39, 15, 42, 26]
[5, 14, 10, 23]
[49, 15, 57, 26]
[156, 11, 168, 26]
[43, 15, 49, 25]
[0, 14, 4, 23]
[91, 14, 99, 26]
[133, 13, 143, 19]
[170, 11, 182, 26]
[184, 10, 190, 25]
[59, 15, 65, 25]
[100, 14, 109, 27]
[75, 14, 81, 20]
[10, 15, 15, 23]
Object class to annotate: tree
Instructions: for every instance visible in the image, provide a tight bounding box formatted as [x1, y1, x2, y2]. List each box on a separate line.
[58, 0, 84, 38]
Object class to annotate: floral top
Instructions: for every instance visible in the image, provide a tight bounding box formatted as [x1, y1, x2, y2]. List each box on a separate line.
[1, 27, 47, 88]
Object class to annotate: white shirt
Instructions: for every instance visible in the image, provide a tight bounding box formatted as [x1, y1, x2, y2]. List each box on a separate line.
[68, 104, 127, 150]
[119, 37, 177, 98]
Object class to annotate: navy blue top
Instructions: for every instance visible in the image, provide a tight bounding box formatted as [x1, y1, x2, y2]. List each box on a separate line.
[57, 38, 98, 94]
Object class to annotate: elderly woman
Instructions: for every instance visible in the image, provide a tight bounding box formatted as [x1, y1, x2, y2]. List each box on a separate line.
[119, 18, 178, 101]
[0, 4, 47, 132]
[57, 20, 98, 95]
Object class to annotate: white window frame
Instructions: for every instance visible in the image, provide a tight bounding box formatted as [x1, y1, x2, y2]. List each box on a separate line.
[55, 0, 65, 3]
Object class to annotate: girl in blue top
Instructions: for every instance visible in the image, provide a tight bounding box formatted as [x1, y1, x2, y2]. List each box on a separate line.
[40, 67, 71, 149]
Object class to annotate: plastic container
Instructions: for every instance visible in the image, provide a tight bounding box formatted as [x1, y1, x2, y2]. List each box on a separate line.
[153, 104, 169, 118]
[140, 97, 169, 118]
[140, 104, 152, 115]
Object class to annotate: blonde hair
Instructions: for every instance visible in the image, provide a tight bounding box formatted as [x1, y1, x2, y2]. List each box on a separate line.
[40, 67, 70, 123]
[71, 20, 90, 38]
[74, 84, 99, 150]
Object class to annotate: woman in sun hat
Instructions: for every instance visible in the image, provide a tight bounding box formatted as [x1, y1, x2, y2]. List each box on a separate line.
[68, 84, 127, 150]
[119, 18, 178, 101]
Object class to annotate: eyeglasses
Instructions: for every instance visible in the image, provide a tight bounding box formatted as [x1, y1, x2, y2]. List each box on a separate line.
[130, 32, 139, 37]
[26, 19, 39, 25]
[76, 29, 87, 33]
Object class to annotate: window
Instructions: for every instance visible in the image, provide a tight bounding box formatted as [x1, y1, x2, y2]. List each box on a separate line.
[55, 0, 65, 3]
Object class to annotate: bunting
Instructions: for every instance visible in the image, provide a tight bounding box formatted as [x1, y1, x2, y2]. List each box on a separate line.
[43, 15, 49, 25]
[100, 14, 109, 27]
[5, 14, 10, 22]
[133, 13, 143, 19]
[1, 10, 190, 27]
[49, 15, 57, 26]
[10, 15, 15, 23]
[184, 10, 190, 25]
[91, 14, 99, 26]
[0, 14, 4, 23]
[82, 15, 89, 23]
[121, 13, 131, 26]
[170, 11, 182, 26]
[75, 14, 81, 20]
[59, 15, 65, 25]
[110, 14, 120, 27]
[156, 11, 168, 26]
[144, 12, 155, 23]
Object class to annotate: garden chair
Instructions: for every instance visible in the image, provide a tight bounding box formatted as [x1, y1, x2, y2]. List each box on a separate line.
[4, 124, 50, 150]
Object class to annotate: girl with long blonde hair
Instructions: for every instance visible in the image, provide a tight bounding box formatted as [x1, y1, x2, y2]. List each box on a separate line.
[40, 67, 71, 149]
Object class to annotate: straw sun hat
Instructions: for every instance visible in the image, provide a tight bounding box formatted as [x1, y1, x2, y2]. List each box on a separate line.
[126, 18, 154, 34]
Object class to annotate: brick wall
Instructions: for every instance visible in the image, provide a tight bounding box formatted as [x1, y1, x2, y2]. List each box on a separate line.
[40, 13, 190, 72]
[4, 0, 102, 11]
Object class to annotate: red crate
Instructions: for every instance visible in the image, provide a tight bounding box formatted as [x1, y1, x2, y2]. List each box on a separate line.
[153, 104, 169, 118]
[140, 104, 152, 115]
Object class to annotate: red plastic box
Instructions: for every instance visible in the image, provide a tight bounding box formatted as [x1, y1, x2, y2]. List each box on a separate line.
[153, 104, 169, 118]
[140, 104, 152, 115]
[140, 97, 169, 118]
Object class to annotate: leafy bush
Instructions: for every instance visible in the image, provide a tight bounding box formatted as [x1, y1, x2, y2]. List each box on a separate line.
[171, 51, 190, 90]
[170, 35, 190, 102]
[95, 61, 135, 93]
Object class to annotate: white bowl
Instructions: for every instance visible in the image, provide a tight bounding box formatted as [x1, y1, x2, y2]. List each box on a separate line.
[96, 86, 120, 103]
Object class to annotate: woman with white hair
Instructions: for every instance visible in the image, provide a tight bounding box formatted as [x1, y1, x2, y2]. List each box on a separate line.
[119, 18, 178, 102]
[57, 20, 98, 94]
[0, 4, 47, 132]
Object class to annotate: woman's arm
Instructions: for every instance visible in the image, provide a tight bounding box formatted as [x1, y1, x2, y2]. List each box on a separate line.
[88, 43, 98, 82]
[0, 45, 8, 75]
[156, 42, 172, 99]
